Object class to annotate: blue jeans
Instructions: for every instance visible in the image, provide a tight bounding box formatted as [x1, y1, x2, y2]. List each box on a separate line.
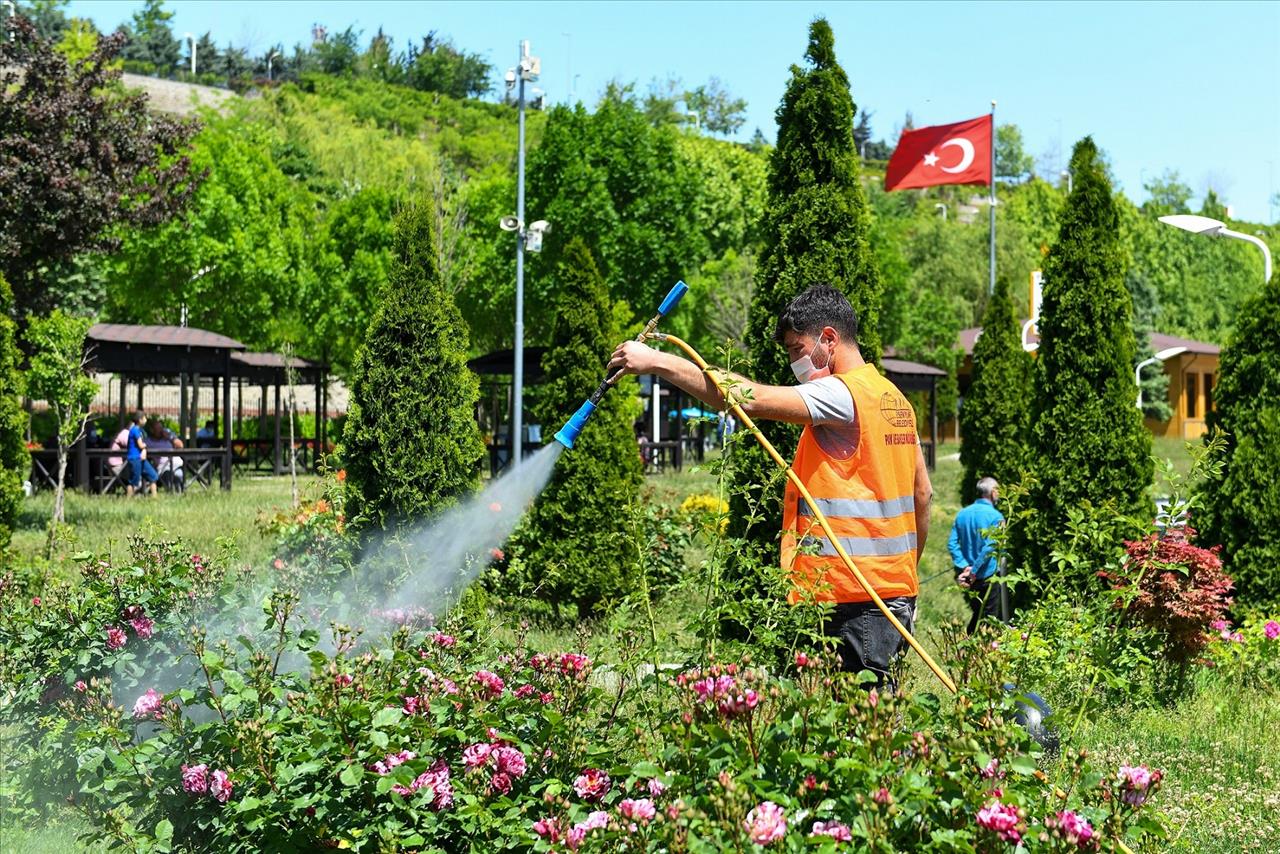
[127, 458, 158, 488]
[824, 596, 916, 691]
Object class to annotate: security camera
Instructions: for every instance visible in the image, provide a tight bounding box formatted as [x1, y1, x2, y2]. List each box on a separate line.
[504, 68, 516, 86]
[499, 215, 521, 232]
[528, 220, 550, 234]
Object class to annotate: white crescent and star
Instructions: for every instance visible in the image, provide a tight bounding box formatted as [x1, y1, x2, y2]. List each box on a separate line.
[921, 137, 976, 172]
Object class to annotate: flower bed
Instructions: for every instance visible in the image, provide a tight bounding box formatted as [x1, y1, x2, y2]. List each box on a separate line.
[0, 539, 1169, 851]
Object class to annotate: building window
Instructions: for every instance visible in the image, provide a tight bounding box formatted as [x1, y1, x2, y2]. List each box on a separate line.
[1205, 373, 1214, 413]
[1186, 372, 1198, 419]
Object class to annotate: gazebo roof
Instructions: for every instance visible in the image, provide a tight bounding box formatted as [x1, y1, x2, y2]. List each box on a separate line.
[467, 347, 548, 383]
[86, 323, 245, 376]
[882, 357, 946, 393]
[232, 351, 326, 384]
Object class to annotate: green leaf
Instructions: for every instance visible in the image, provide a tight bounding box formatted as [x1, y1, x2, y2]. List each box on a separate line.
[1008, 755, 1038, 775]
[372, 707, 403, 728]
[155, 819, 173, 842]
[370, 730, 389, 749]
[339, 763, 363, 787]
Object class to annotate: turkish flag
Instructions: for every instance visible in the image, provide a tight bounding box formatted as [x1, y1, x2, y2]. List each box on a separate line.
[884, 115, 992, 191]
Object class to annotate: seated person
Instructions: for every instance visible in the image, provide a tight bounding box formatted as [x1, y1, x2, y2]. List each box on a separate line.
[195, 419, 218, 448]
[146, 417, 185, 490]
[107, 423, 131, 477]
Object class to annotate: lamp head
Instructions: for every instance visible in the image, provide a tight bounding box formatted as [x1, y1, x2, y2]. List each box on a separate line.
[499, 215, 521, 232]
[1153, 346, 1188, 361]
[1159, 214, 1225, 236]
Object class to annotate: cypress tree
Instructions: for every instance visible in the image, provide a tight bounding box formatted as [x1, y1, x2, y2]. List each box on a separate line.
[1015, 138, 1152, 581]
[513, 239, 643, 617]
[1198, 275, 1280, 606]
[340, 204, 484, 529]
[729, 18, 882, 547]
[959, 276, 1032, 505]
[0, 275, 25, 553]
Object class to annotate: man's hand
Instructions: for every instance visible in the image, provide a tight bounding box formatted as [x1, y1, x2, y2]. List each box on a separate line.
[956, 568, 975, 589]
[607, 341, 663, 381]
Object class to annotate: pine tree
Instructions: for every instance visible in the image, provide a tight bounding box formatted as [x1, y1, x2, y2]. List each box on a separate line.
[959, 276, 1031, 505]
[1015, 137, 1153, 582]
[729, 18, 882, 547]
[0, 275, 25, 553]
[340, 204, 484, 529]
[1198, 275, 1280, 605]
[512, 239, 643, 617]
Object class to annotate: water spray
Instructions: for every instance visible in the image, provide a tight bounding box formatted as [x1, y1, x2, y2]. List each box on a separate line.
[553, 280, 688, 449]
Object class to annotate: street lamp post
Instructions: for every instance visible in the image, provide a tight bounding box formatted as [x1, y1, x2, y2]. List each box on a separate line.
[1159, 214, 1273, 284]
[506, 41, 541, 468]
[268, 51, 280, 82]
[934, 203, 947, 221]
[184, 32, 196, 75]
[1135, 346, 1187, 410]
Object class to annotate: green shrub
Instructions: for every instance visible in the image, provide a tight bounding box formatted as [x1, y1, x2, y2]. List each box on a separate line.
[959, 275, 1032, 505]
[0, 274, 24, 554]
[1014, 138, 1152, 582]
[729, 17, 883, 554]
[339, 203, 485, 530]
[1197, 278, 1280, 606]
[510, 239, 643, 617]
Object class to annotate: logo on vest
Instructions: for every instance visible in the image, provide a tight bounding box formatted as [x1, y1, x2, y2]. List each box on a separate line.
[878, 392, 913, 428]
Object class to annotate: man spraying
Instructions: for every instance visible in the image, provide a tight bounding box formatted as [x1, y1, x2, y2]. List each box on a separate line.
[948, 476, 1006, 633]
[609, 285, 932, 687]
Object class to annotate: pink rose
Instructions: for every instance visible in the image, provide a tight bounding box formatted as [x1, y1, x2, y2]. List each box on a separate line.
[795, 651, 812, 668]
[30, 596, 40, 607]
[130, 616, 155, 639]
[573, 768, 611, 802]
[515, 683, 536, 699]
[1056, 809, 1095, 846]
[565, 825, 587, 850]
[433, 633, 457, 648]
[581, 810, 609, 830]
[493, 745, 526, 778]
[744, 801, 787, 845]
[334, 673, 353, 687]
[132, 688, 164, 720]
[647, 777, 667, 797]
[976, 801, 1021, 842]
[463, 743, 492, 769]
[490, 771, 513, 795]
[210, 769, 233, 803]
[73, 680, 87, 693]
[105, 626, 127, 651]
[182, 763, 209, 794]
[619, 798, 656, 824]
[1266, 620, 1280, 640]
[473, 669, 504, 698]
[1118, 764, 1160, 806]
[532, 816, 562, 841]
[810, 820, 852, 841]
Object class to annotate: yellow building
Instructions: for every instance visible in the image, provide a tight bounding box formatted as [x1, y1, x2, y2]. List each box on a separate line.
[954, 327, 1220, 441]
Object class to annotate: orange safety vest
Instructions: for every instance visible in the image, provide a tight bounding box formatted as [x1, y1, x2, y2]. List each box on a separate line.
[782, 365, 921, 604]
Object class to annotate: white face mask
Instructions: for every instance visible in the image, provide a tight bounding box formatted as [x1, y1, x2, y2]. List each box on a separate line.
[790, 338, 832, 384]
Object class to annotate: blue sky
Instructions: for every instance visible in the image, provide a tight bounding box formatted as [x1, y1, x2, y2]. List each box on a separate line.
[67, 0, 1280, 223]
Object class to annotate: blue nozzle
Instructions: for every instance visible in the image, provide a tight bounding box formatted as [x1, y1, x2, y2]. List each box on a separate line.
[657, 280, 689, 317]
[554, 400, 597, 449]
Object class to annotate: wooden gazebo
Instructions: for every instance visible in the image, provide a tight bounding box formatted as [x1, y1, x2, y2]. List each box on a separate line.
[230, 351, 329, 473]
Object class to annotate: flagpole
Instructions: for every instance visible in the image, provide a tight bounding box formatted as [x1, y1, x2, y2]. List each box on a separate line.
[989, 99, 996, 295]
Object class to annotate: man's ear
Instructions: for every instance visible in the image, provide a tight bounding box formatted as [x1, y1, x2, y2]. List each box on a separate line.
[822, 325, 840, 346]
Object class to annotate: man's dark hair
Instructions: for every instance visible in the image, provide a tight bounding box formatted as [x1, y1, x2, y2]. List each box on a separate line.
[774, 284, 859, 344]
[131, 410, 145, 424]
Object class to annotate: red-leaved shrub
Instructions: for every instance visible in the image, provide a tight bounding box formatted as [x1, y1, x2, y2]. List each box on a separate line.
[1102, 526, 1233, 661]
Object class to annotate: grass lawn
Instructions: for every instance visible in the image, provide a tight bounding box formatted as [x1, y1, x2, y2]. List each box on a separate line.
[10, 475, 321, 576]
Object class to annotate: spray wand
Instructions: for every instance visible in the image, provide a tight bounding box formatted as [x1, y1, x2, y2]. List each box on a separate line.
[553, 280, 689, 449]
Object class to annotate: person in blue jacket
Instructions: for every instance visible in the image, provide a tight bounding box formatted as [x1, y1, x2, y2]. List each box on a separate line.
[948, 477, 1005, 632]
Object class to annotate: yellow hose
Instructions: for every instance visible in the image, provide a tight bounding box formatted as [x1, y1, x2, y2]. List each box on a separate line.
[648, 333, 957, 695]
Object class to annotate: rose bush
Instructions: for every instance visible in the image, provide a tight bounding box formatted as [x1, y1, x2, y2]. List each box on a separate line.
[1, 550, 1168, 851]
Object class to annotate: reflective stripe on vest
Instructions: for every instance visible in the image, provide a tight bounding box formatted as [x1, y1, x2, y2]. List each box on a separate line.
[797, 495, 916, 519]
[799, 531, 918, 558]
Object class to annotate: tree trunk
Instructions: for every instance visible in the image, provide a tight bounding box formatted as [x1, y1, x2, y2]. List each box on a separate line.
[49, 444, 67, 556]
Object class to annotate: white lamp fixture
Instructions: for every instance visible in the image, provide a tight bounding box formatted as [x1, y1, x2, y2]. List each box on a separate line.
[1134, 346, 1187, 410]
[1159, 214, 1272, 284]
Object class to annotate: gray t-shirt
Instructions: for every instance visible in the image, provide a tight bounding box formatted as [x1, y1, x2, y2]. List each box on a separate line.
[794, 376, 859, 459]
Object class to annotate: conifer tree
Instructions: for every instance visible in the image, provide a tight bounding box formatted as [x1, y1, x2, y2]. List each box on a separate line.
[0, 275, 25, 553]
[729, 18, 882, 547]
[959, 276, 1031, 505]
[1015, 138, 1152, 581]
[1198, 275, 1280, 605]
[340, 204, 484, 529]
[512, 239, 643, 617]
